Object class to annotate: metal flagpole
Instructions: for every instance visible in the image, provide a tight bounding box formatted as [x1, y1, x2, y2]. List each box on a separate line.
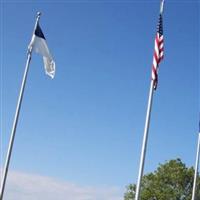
[0, 12, 41, 200]
[135, 1, 164, 200]
[191, 131, 200, 200]
[135, 81, 154, 200]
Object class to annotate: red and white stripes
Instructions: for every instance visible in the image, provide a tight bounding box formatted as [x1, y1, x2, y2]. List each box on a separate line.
[151, 14, 164, 89]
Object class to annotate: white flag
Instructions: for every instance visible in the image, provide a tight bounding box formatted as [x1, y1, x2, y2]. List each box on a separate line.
[29, 23, 55, 78]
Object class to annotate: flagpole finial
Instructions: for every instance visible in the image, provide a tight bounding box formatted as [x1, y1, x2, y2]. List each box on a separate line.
[36, 12, 42, 22]
[160, 0, 165, 14]
[37, 12, 41, 17]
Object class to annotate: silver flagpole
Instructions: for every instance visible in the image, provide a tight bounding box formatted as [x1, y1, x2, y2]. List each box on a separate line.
[0, 12, 41, 200]
[135, 1, 164, 200]
[135, 81, 154, 200]
[191, 131, 200, 200]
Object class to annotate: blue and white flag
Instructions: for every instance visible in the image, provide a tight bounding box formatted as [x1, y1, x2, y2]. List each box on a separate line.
[29, 23, 55, 78]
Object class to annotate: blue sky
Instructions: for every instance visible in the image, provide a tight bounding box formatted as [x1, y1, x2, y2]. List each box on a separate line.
[1, 0, 199, 199]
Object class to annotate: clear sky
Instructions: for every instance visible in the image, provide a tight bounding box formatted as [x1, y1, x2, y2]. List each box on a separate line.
[0, 0, 199, 199]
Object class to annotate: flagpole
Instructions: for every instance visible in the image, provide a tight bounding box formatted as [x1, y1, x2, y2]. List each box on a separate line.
[135, 81, 154, 200]
[0, 12, 41, 200]
[135, 1, 164, 200]
[191, 131, 200, 200]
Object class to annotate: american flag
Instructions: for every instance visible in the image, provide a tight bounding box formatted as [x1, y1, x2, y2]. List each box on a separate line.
[152, 12, 164, 90]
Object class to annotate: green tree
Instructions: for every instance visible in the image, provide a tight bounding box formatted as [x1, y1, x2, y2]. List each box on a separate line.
[124, 159, 200, 200]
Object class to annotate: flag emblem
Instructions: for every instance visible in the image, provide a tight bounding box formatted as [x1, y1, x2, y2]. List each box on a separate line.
[152, 13, 164, 89]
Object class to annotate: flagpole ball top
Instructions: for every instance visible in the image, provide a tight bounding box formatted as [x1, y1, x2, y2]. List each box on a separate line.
[37, 12, 42, 17]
